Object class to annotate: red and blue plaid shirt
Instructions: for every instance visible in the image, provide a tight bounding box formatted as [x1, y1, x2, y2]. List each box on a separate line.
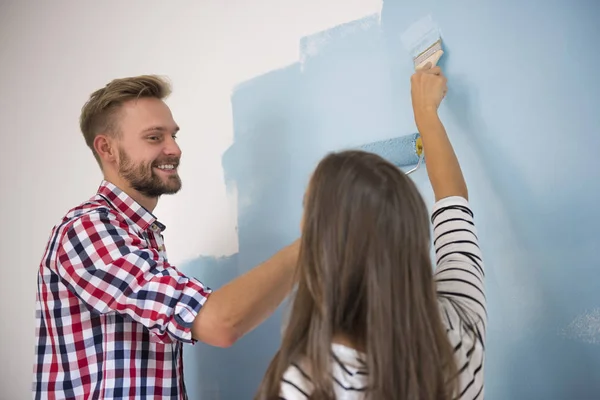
[33, 180, 212, 399]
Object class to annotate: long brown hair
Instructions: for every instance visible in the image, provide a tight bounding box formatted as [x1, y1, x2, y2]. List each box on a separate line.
[255, 150, 458, 399]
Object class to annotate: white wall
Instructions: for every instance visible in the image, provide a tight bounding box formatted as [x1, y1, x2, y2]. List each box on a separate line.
[0, 1, 382, 398]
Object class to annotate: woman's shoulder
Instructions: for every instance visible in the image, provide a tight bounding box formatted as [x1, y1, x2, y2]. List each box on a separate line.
[279, 344, 368, 399]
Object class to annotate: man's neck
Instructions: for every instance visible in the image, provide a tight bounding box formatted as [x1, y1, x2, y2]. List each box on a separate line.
[103, 175, 158, 212]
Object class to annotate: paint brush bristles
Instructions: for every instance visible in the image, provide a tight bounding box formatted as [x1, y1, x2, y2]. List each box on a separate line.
[414, 38, 443, 69]
[400, 15, 444, 70]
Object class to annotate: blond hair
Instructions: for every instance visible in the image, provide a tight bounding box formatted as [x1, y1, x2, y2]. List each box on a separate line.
[79, 75, 172, 165]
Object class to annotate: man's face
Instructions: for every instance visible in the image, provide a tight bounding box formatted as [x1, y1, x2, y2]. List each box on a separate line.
[114, 97, 182, 198]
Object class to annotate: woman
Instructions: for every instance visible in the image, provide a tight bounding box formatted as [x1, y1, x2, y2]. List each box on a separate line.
[255, 64, 486, 400]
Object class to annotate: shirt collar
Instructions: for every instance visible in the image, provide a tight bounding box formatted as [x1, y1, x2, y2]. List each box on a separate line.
[96, 179, 166, 233]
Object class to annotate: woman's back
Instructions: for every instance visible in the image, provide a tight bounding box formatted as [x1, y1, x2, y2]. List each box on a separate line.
[279, 196, 485, 400]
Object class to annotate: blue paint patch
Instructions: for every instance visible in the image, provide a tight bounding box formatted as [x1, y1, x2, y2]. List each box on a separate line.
[183, 0, 600, 398]
[178, 254, 240, 399]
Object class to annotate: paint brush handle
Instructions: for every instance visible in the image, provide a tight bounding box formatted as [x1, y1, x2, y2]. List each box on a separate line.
[416, 50, 444, 70]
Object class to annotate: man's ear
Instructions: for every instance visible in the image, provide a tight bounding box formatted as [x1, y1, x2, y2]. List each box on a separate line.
[94, 134, 117, 165]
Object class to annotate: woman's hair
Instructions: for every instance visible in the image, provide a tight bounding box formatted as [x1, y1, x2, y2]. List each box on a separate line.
[255, 150, 458, 400]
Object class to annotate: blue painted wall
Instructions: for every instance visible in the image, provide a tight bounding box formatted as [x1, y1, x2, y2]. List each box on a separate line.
[182, 0, 600, 398]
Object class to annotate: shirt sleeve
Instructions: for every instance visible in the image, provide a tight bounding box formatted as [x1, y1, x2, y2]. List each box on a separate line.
[432, 196, 487, 338]
[54, 208, 212, 344]
[432, 196, 487, 398]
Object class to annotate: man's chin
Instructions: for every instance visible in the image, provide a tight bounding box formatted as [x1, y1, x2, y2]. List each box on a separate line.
[161, 187, 181, 196]
[154, 173, 181, 191]
[131, 180, 181, 198]
[161, 180, 182, 195]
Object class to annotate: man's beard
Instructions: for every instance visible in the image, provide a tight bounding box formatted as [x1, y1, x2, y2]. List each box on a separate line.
[118, 148, 182, 198]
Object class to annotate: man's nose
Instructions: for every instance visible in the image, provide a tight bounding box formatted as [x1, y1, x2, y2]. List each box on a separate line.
[164, 136, 182, 157]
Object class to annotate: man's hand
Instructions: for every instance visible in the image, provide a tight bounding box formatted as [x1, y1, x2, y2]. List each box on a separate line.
[410, 62, 448, 117]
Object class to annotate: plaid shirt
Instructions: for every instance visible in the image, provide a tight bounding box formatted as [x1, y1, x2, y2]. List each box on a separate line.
[33, 180, 212, 399]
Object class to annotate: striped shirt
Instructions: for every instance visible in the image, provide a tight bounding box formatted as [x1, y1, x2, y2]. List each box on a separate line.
[32, 180, 212, 399]
[279, 196, 486, 399]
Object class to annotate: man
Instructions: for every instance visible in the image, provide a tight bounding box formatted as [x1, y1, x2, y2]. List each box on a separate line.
[32, 75, 299, 399]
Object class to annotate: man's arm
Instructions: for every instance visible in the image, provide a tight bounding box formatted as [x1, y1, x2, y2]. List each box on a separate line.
[57, 209, 212, 344]
[191, 239, 299, 347]
[58, 208, 299, 348]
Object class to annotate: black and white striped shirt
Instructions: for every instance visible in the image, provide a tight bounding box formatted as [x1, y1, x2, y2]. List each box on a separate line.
[279, 196, 486, 399]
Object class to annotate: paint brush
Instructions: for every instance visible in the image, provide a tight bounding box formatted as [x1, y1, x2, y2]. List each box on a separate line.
[355, 16, 445, 174]
[400, 15, 444, 70]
